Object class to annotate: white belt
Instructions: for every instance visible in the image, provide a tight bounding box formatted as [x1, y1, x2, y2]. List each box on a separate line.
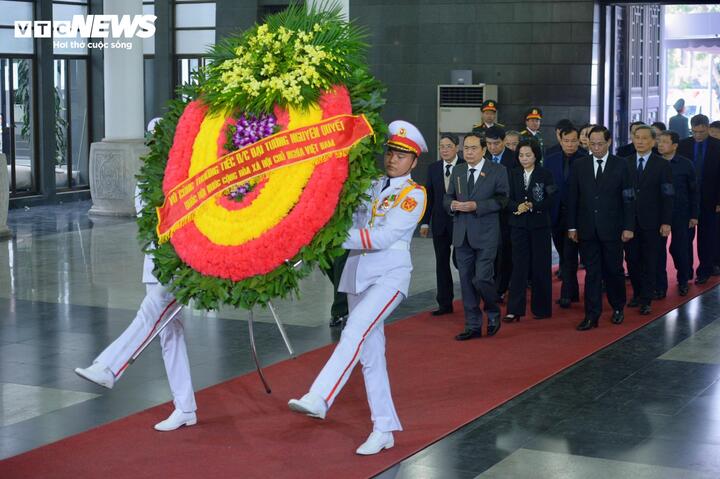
[388, 240, 410, 251]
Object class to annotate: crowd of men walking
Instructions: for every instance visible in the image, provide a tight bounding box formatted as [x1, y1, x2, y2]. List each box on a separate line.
[420, 99, 720, 340]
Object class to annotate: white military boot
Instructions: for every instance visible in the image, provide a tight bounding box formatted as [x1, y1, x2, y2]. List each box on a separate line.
[356, 431, 394, 455]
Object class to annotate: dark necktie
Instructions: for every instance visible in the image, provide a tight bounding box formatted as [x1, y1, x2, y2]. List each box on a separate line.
[493, 156, 500, 164]
[596, 159, 604, 182]
[381, 177, 390, 191]
[638, 156, 645, 175]
[467, 168, 476, 192]
[563, 155, 570, 180]
[445, 164, 452, 178]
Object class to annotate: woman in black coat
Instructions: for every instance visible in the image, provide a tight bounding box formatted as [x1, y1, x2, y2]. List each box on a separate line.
[503, 139, 557, 321]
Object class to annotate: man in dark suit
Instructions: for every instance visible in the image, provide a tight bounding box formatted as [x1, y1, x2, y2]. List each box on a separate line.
[444, 132, 510, 340]
[615, 121, 645, 158]
[546, 119, 578, 158]
[668, 99, 690, 140]
[420, 133, 465, 316]
[655, 130, 698, 297]
[484, 126, 517, 302]
[623, 125, 673, 315]
[678, 114, 720, 283]
[568, 126, 635, 330]
[545, 126, 587, 307]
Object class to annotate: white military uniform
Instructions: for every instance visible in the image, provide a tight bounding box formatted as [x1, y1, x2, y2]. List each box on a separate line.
[308, 173, 426, 432]
[92, 187, 196, 414]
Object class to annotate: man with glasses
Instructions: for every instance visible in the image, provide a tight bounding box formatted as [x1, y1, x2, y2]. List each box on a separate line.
[420, 133, 465, 316]
[444, 132, 510, 340]
[678, 114, 720, 283]
[568, 126, 635, 330]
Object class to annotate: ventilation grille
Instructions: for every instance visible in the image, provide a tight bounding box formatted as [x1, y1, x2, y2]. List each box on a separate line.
[439, 86, 484, 108]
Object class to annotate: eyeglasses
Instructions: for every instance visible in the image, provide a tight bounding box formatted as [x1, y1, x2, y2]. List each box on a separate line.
[439, 144, 455, 150]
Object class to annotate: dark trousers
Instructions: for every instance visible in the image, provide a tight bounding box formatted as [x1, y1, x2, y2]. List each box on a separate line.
[579, 236, 626, 320]
[456, 235, 500, 331]
[552, 216, 579, 300]
[508, 226, 553, 317]
[624, 227, 662, 306]
[656, 219, 691, 291]
[494, 214, 512, 296]
[432, 229, 455, 310]
[321, 251, 349, 318]
[689, 208, 720, 278]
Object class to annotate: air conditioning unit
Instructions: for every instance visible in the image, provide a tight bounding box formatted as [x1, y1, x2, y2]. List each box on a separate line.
[437, 84, 498, 137]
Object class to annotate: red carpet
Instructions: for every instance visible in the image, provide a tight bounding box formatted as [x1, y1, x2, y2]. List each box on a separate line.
[1, 261, 719, 478]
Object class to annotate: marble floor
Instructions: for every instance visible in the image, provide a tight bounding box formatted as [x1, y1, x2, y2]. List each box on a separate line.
[2, 200, 720, 479]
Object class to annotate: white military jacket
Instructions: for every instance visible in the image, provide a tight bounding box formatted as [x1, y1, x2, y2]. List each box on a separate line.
[339, 174, 427, 297]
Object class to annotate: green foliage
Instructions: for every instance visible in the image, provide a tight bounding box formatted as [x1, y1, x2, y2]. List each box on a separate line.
[136, 6, 385, 311]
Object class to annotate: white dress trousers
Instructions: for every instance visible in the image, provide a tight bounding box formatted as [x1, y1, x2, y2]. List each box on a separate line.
[308, 174, 426, 433]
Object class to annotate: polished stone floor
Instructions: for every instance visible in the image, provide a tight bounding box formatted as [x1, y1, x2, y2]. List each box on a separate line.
[2, 200, 720, 479]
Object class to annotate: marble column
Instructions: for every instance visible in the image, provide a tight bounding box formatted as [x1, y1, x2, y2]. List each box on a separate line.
[89, 0, 148, 216]
[0, 153, 11, 239]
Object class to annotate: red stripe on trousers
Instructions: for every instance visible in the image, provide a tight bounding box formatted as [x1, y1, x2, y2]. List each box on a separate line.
[324, 290, 400, 403]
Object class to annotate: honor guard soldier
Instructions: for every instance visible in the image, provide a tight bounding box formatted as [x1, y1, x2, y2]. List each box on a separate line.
[75, 187, 198, 432]
[520, 107, 545, 159]
[289, 120, 428, 456]
[472, 100, 504, 134]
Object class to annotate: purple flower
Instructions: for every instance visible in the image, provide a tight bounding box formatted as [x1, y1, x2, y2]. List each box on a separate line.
[232, 112, 277, 150]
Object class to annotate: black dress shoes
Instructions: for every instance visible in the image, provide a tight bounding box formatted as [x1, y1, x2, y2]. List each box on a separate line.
[576, 317, 598, 331]
[502, 314, 521, 323]
[487, 321, 501, 337]
[696, 276, 709, 285]
[533, 314, 551, 320]
[713, 266, 720, 276]
[628, 298, 640, 308]
[653, 290, 666, 300]
[611, 310, 624, 324]
[639, 304, 651, 315]
[679, 284, 689, 296]
[557, 297, 572, 309]
[455, 329, 482, 341]
[431, 307, 453, 316]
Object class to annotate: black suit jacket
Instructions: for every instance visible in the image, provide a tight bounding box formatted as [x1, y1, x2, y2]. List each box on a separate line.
[567, 154, 635, 241]
[615, 143, 636, 158]
[677, 136, 720, 210]
[625, 153, 674, 230]
[421, 157, 466, 235]
[507, 166, 556, 229]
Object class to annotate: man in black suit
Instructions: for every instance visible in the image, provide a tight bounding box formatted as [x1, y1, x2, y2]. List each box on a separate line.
[568, 126, 635, 330]
[444, 132, 510, 340]
[420, 133, 465, 315]
[678, 114, 720, 283]
[655, 130, 698, 297]
[484, 126, 518, 302]
[545, 126, 587, 307]
[545, 119, 576, 158]
[623, 125, 673, 315]
[615, 121, 645, 158]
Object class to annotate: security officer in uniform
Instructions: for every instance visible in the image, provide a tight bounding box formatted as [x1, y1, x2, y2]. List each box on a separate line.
[75, 187, 198, 432]
[472, 100, 504, 134]
[289, 121, 427, 456]
[520, 107, 545, 160]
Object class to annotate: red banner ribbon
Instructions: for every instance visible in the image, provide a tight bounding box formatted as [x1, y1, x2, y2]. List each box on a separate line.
[156, 114, 373, 243]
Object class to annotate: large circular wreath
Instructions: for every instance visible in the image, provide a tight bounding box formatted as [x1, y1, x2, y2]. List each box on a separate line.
[136, 5, 386, 310]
